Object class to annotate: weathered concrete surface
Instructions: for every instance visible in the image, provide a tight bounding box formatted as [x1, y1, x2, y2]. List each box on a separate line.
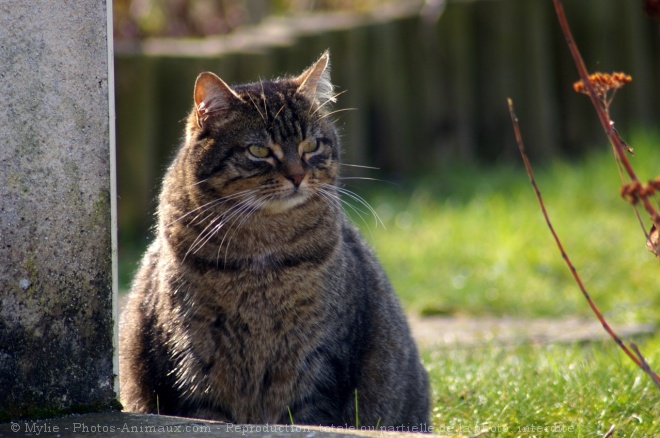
[0, 1, 116, 419]
[0, 413, 447, 438]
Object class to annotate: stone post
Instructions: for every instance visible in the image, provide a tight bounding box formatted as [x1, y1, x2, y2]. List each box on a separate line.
[0, 1, 118, 419]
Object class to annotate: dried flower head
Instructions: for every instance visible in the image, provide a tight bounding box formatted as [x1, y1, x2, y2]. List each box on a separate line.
[573, 72, 632, 95]
[573, 72, 632, 111]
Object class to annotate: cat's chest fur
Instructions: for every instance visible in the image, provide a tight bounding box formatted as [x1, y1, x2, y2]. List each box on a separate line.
[159, 226, 344, 422]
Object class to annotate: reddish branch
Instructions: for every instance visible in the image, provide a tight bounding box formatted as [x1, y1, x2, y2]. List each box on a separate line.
[507, 99, 660, 390]
[506, 0, 660, 390]
[553, 0, 660, 239]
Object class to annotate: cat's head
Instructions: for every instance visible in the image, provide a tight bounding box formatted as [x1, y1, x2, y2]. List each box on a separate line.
[182, 51, 340, 215]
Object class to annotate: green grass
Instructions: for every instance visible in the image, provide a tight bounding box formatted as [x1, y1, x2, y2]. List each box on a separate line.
[343, 129, 660, 436]
[426, 337, 660, 436]
[348, 130, 660, 323]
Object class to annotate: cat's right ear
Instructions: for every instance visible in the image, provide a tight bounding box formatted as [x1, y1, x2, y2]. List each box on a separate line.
[194, 72, 242, 128]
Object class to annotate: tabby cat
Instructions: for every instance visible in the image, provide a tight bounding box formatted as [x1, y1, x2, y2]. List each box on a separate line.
[119, 51, 430, 427]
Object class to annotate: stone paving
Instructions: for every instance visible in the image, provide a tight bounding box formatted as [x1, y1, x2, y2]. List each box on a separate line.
[408, 314, 655, 348]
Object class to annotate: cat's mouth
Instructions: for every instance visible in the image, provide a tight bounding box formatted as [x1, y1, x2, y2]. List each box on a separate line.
[260, 185, 311, 214]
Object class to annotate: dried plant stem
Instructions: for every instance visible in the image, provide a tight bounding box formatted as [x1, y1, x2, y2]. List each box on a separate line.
[602, 424, 616, 438]
[553, 0, 660, 230]
[552, 0, 660, 389]
[508, 98, 660, 390]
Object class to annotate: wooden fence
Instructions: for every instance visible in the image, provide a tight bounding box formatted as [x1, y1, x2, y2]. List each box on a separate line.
[115, 0, 660, 246]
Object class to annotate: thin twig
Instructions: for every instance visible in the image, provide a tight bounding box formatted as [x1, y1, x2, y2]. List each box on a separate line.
[553, 0, 660, 230]
[602, 424, 616, 438]
[507, 98, 660, 390]
[552, 0, 660, 389]
[631, 343, 660, 386]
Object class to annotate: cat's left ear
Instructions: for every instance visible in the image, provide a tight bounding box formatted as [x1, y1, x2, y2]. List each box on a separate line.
[194, 72, 242, 127]
[295, 50, 336, 105]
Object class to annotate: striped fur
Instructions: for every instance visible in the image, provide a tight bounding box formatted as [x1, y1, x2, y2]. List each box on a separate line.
[119, 52, 430, 427]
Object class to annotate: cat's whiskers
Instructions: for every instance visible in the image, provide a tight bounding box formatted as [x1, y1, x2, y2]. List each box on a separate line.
[167, 198, 224, 228]
[246, 91, 266, 124]
[259, 78, 268, 121]
[333, 185, 384, 229]
[193, 194, 260, 251]
[186, 208, 234, 256]
[339, 163, 380, 170]
[218, 195, 271, 267]
[184, 192, 261, 259]
[317, 185, 375, 238]
[167, 189, 258, 228]
[308, 90, 346, 117]
[317, 189, 359, 227]
[186, 190, 259, 227]
[316, 107, 356, 121]
[185, 213, 229, 259]
[191, 185, 298, 263]
[315, 185, 342, 210]
[339, 176, 389, 183]
[186, 177, 210, 188]
[272, 103, 286, 122]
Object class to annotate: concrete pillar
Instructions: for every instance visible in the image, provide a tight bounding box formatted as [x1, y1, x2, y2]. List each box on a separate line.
[0, 1, 118, 419]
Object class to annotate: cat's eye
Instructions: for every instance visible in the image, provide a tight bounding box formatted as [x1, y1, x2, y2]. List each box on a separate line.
[302, 139, 319, 154]
[248, 145, 270, 158]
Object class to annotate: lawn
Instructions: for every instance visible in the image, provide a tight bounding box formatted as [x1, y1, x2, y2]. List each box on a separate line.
[119, 130, 660, 435]
[348, 130, 660, 323]
[425, 338, 660, 436]
[342, 129, 660, 436]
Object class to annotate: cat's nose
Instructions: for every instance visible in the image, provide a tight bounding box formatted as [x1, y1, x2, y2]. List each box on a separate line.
[283, 159, 305, 187]
[286, 172, 305, 187]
